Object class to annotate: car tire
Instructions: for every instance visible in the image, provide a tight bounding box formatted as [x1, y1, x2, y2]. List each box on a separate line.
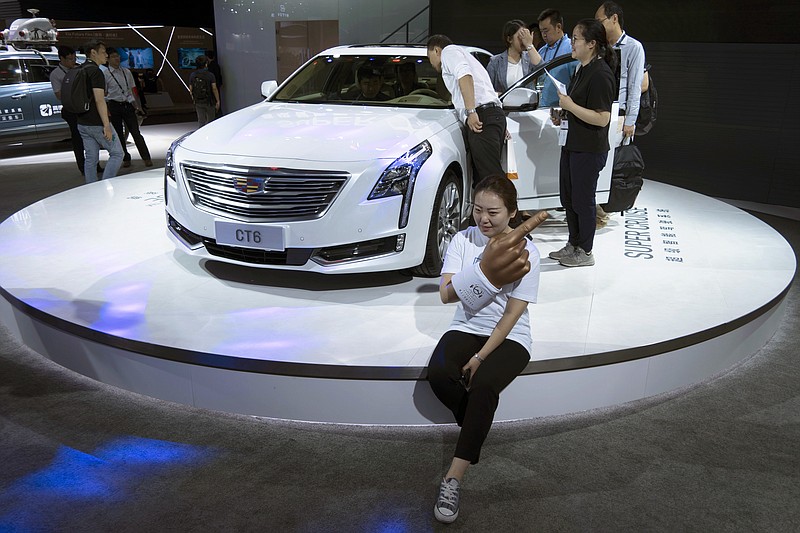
[412, 170, 462, 277]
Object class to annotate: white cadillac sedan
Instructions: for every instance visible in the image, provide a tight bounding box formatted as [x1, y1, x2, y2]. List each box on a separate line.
[165, 44, 618, 276]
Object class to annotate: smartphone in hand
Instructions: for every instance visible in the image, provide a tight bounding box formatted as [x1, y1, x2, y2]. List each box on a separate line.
[550, 107, 563, 126]
[459, 368, 472, 390]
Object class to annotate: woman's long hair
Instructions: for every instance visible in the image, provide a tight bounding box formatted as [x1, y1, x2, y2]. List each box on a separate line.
[574, 18, 617, 72]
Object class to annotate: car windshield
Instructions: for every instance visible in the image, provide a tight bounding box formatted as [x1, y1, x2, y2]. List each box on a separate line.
[271, 54, 452, 108]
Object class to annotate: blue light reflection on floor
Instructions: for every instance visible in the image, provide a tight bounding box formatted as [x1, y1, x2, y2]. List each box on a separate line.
[373, 520, 417, 533]
[18, 293, 68, 314]
[213, 305, 320, 358]
[297, 516, 419, 533]
[91, 281, 152, 336]
[0, 437, 215, 531]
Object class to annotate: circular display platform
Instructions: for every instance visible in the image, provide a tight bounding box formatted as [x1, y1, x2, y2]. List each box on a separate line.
[0, 171, 795, 423]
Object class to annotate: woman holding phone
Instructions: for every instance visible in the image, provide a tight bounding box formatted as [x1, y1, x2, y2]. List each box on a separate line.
[427, 175, 547, 523]
[549, 18, 617, 267]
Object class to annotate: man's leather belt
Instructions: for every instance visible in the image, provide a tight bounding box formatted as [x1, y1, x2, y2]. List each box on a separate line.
[476, 102, 502, 111]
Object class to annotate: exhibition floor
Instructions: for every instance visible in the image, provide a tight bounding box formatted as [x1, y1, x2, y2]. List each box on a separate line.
[0, 150, 794, 423]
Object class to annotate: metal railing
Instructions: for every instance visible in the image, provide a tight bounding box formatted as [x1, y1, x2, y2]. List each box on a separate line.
[380, 5, 429, 44]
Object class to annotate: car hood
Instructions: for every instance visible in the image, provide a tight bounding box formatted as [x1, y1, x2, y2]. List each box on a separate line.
[180, 102, 457, 162]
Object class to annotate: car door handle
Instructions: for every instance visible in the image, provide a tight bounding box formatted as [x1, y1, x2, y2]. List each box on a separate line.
[11, 94, 28, 99]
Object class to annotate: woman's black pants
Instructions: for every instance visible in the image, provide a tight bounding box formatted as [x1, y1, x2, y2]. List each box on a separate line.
[559, 148, 608, 253]
[427, 330, 529, 464]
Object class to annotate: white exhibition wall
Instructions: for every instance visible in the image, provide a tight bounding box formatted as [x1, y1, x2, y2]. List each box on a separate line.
[212, 0, 429, 112]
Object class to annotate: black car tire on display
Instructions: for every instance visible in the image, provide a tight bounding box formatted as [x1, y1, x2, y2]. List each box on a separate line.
[413, 169, 462, 277]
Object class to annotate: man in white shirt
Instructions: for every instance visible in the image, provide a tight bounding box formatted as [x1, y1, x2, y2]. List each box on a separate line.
[427, 34, 506, 184]
[596, 1, 646, 139]
[104, 47, 152, 167]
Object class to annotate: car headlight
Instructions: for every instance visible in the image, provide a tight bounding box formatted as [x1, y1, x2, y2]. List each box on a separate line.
[165, 132, 192, 182]
[368, 140, 432, 229]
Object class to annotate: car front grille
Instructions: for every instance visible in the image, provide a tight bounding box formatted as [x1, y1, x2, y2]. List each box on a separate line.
[203, 239, 314, 265]
[182, 163, 349, 221]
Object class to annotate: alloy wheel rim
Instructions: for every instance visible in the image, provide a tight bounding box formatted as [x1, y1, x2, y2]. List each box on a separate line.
[437, 182, 461, 260]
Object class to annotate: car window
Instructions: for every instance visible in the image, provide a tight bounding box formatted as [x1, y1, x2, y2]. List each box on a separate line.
[21, 59, 54, 83]
[0, 58, 23, 86]
[514, 55, 579, 108]
[471, 51, 491, 69]
[271, 54, 451, 108]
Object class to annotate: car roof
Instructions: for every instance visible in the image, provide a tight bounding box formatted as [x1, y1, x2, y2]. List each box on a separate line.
[0, 46, 85, 63]
[317, 43, 489, 57]
[0, 46, 58, 59]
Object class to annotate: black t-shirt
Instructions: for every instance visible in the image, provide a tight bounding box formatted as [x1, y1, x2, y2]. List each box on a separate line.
[208, 60, 223, 89]
[76, 60, 107, 127]
[189, 70, 217, 105]
[565, 57, 616, 153]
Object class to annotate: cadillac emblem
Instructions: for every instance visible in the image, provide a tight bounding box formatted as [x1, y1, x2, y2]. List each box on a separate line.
[233, 176, 269, 194]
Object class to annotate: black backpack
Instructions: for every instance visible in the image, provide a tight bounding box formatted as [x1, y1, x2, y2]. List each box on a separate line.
[635, 64, 658, 136]
[192, 74, 212, 104]
[61, 64, 92, 114]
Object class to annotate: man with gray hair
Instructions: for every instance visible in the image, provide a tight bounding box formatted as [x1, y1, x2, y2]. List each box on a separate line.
[596, 1, 646, 140]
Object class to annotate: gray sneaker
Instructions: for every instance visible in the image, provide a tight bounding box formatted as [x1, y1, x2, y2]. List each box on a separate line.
[434, 477, 460, 523]
[560, 247, 595, 267]
[548, 243, 575, 260]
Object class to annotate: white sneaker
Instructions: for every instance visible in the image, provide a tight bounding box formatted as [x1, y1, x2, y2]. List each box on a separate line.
[434, 477, 460, 523]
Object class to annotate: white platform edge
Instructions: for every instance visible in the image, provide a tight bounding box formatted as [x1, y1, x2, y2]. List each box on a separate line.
[1, 288, 788, 425]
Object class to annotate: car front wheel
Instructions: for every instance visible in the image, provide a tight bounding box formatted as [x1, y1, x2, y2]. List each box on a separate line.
[412, 170, 462, 277]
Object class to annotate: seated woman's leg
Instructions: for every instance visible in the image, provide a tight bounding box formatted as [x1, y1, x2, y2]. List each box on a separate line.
[427, 330, 482, 425]
[454, 339, 529, 464]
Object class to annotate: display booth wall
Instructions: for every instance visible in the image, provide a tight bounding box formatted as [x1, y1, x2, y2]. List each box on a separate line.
[52, 22, 214, 116]
[429, 0, 800, 208]
[211, 0, 428, 113]
[0, 0, 214, 29]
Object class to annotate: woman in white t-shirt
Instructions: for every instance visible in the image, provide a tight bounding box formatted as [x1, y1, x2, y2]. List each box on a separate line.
[429, 175, 544, 524]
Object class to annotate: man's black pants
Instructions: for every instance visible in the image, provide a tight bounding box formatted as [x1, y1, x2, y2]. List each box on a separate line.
[108, 100, 151, 162]
[467, 106, 506, 185]
[60, 110, 85, 174]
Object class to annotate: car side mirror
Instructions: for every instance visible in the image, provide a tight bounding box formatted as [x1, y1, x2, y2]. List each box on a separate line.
[502, 87, 539, 112]
[261, 80, 278, 99]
